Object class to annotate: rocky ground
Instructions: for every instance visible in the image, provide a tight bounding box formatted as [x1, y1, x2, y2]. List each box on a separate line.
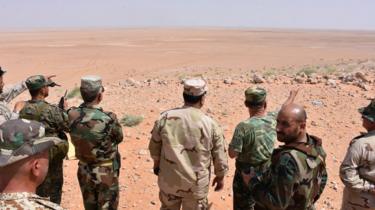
[56, 59, 374, 210]
[1, 29, 375, 210]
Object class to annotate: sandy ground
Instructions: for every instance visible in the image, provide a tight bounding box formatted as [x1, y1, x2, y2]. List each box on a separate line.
[1, 28, 375, 210]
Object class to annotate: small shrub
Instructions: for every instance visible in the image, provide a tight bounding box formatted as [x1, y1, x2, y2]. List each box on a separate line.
[298, 66, 317, 76]
[67, 87, 81, 99]
[120, 115, 144, 127]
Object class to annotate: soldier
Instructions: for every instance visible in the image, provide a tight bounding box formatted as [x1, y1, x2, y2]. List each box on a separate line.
[149, 78, 229, 210]
[0, 119, 64, 210]
[242, 103, 328, 210]
[229, 88, 299, 210]
[0, 66, 28, 124]
[340, 99, 375, 210]
[68, 75, 123, 210]
[17, 75, 69, 204]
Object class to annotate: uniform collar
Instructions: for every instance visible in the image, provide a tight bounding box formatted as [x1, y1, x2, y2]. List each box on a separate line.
[0, 192, 47, 201]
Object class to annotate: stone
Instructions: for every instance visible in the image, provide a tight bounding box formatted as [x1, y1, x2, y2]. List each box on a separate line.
[253, 74, 265, 84]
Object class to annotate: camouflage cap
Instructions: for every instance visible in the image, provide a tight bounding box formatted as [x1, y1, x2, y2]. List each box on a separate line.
[359, 99, 375, 122]
[25, 75, 59, 91]
[80, 75, 104, 95]
[0, 119, 62, 167]
[0, 66, 6, 76]
[183, 78, 208, 96]
[245, 87, 267, 104]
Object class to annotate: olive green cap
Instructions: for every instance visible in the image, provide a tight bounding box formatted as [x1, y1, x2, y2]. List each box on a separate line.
[25, 75, 59, 91]
[245, 87, 267, 104]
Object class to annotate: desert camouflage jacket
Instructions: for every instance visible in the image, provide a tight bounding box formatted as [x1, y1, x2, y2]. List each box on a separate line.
[340, 130, 375, 209]
[68, 104, 123, 167]
[249, 134, 328, 210]
[0, 81, 27, 124]
[149, 106, 229, 198]
[0, 192, 65, 210]
[229, 112, 276, 171]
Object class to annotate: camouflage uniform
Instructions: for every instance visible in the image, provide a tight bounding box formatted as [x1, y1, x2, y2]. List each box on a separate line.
[0, 119, 64, 210]
[149, 79, 229, 210]
[18, 75, 69, 204]
[340, 100, 375, 210]
[248, 134, 327, 210]
[230, 87, 276, 210]
[0, 192, 65, 210]
[68, 75, 123, 210]
[0, 67, 28, 124]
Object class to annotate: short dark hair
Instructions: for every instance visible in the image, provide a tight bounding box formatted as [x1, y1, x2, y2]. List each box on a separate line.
[244, 100, 265, 109]
[81, 89, 100, 103]
[183, 92, 205, 104]
[29, 88, 42, 97]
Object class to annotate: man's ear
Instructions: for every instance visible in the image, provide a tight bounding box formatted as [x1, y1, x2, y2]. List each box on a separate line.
[300, 121, 306, 130]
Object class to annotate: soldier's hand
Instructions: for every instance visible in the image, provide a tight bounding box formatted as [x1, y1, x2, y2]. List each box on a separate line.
[45, 75, 56, 80]
[212, 176, 224, 191]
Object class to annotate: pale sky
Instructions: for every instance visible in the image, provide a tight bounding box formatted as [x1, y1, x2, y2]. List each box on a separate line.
[0, 0, 374, 30]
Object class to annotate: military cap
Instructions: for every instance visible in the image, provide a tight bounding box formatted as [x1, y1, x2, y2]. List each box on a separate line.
[0, 119, 62, 167]
[245, 87, 267, 104]
[359, 99, 375, 122]
[80, 75, 104, 95]
[0, 66, 6, 76]
[25, 75, 59, 91]
[183, 78, 208, 96]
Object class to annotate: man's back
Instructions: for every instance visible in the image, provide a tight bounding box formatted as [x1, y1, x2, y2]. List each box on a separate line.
[150, 106, 228, 198]
[68, 105, 123, 164]
[231, 113, 276, 168]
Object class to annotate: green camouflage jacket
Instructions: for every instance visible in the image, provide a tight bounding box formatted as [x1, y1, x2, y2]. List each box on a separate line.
[149, 106, 229, 199]
[229, 112, 276, 171]
[68, 104, 123, 168]
[249, 134, 328, 210]
[19, 99, 70, 160]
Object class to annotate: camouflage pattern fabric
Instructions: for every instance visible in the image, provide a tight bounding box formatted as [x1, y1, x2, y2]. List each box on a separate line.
[183, 78, 208, 96]
[149, 106, 228, 208]
[340, 130, 375, 210]
[159, 190, 208, 210]
[0, 192, 65, 210]
[0, 81, 27, 124]
[25, 75, 59, 90]
[249, 134, 328, 210]
[19, 100, 70, 204]
[229, 113, 276, 210]
[68, 104, 123, 210]
[359, 99, 375, 122]
[244, 87, 267, 104]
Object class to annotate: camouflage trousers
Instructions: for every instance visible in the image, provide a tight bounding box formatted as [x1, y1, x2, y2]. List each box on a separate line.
[233, 169, 255, 210]
[36, 155, 64, 204]
[159, 190, 208, 210]
[77, 162, 119, 210]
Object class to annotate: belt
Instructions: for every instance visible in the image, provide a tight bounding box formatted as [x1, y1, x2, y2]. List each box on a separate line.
[80, 159, 113, 167]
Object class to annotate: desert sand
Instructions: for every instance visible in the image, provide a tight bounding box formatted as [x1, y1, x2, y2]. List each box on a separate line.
[1, 28, 375, 210]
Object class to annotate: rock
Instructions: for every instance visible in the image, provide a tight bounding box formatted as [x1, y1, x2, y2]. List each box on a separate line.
[120, 78, 141, 87]
[138, 149, 149, 155]
[311, 121, 318, 126]
[355, 71, 369, 82]
[253, 74, 265, 84]
[150, 201, 156, 205]
[223, 78, 233, 84]
[294, 76, 305, 84]
[306, 77, 318, 84]
[326, 79, 337, 87]
[357, 82, 370, 91]
[311, 100, 324, 106]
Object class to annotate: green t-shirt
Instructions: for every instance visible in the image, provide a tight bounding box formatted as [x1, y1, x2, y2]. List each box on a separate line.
[229, 112, 276, 166]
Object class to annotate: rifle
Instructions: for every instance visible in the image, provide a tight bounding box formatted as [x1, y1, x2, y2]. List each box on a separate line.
[58, 90, 68, 110]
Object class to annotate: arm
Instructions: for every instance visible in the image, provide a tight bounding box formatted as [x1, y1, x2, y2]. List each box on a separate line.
[211, 122, 229, 191]
[108, 112, 123, 144]
[340, 141, 375, 192]
[281, 88, 300, 108]
[148, 118, 164, 173]
[228, 123, 245, 159]
[0, 81, 27, 103]
[246, 153, 299, 210]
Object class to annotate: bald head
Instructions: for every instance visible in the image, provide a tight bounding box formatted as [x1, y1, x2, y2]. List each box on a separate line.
[279, 103, 307, 122]
[276, 103, 307, 143]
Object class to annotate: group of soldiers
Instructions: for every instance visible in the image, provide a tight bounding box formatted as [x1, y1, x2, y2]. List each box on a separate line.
[0, 66, 374, 210]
